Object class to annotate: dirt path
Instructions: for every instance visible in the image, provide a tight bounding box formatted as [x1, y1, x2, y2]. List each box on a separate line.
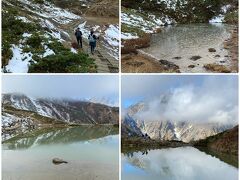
[60, 19, 119, 73]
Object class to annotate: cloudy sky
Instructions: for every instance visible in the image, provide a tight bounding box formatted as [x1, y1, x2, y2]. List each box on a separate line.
[122, 75, 238, 124]
[2, 75, 119, 106]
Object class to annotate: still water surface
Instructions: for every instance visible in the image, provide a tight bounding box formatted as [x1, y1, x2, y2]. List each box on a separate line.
[122, 147, 238, 180]
[2, 126, 119, 180]
[142, 24, 234, 72]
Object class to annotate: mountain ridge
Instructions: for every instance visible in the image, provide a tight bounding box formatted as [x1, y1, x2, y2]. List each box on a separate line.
[122, 101, 235, 142]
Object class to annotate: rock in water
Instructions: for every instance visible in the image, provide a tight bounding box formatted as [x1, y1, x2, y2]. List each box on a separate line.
[208, 48, 216, 52]
[52, 158, 68, 164]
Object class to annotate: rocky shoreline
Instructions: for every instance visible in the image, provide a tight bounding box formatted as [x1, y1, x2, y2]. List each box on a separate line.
[224, 26, 238, 72]
[121, 136, 189, 153]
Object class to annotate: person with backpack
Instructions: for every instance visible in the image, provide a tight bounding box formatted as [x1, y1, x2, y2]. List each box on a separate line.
[75, 27, 83, 48]
[88, 30, 97, 55]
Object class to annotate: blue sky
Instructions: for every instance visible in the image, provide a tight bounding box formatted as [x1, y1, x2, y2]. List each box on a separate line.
[122, 75, 205, 108]
[2, 75, 119, 106]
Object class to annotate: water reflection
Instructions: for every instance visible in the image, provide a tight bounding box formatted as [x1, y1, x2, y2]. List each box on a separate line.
[122, 147, 238, 180]
[2, 126, 119, 180]
[3, 126, 118, 150]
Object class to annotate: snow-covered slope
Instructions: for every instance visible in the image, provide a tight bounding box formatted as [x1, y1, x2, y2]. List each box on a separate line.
[2, 93, 119, 125]
[2, 0, 119, 73]
[121, 0, 238, 39]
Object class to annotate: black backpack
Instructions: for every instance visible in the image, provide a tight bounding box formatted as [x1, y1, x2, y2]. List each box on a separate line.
[76, 30, 82, 38]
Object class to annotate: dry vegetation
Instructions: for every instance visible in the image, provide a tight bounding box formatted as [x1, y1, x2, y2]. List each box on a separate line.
[224, 27, 238, 72]
[204, 63, 231, 73]
[121, 34, 151, 54]
[121, 52, 180, 73]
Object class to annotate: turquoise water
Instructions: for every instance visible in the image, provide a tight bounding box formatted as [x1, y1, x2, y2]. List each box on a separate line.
[122, 147, 238, 180]
[2, 126, 119, 180]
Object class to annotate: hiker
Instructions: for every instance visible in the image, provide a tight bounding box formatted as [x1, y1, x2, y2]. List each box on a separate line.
[88, 30, 97, 55]
[75, 27, 82, 48]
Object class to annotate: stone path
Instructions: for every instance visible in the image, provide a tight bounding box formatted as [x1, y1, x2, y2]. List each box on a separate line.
[61, 20, 119, 73]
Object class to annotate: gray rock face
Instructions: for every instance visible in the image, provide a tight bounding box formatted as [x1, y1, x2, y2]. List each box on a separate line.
[123, 102, 234, 142]
[2, 93, 119, 125]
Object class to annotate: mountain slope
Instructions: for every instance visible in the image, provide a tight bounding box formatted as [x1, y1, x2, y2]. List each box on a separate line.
[2, 0, 119, 73]
[194, 125, 238, 155]
[2, 93, 119, 125]
[122, 101, 234, 142]
[121, 0, 238, 39]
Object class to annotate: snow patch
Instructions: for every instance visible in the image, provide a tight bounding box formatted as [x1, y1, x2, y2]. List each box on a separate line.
[104, 25, 119, 47]
[43, 45, 55, 57]
[16, 16, 31, 23]
[5, 45, 33, 73]
[121, 32, 139, 40]
[71, 48, 78, 54]
[19, 0, 81, 24]
[209, 15, 225, 23]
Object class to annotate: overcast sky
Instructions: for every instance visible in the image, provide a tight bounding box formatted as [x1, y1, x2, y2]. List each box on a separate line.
[2, 75, 119, 106]
[122, 75, 238, 124]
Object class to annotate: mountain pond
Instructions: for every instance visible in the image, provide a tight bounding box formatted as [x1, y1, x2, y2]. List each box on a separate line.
[142, 23, 235, 73]
[2, 126, 119, 180]
[122, 146, 238, 180]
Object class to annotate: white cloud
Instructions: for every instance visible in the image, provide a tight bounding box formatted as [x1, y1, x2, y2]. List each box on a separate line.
[123, 75, 238, 125]
[2, 75, 119, 106]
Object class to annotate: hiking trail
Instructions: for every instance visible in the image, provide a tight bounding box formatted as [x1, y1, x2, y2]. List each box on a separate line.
[60, 20, 119, 73]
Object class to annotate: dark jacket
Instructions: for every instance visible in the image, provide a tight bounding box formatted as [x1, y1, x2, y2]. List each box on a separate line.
[75, 30, 82, 38]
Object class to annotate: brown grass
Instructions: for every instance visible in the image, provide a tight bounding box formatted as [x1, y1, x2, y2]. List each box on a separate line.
[121, 34, 151, 54]
[204, 63, 231, 73]
[121, 53, 180, 73]
[224, 27, 238, 72]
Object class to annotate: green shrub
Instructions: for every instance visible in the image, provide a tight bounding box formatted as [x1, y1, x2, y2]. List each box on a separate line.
[28, 51, 96, 73]
[2, 41, 13, 67]
[33, 0, 45, 4]
[46, 40, 69, 54]
[225, 11, 238, 24]
[26, 33, 43, 49]
[2, 6, 41, 67]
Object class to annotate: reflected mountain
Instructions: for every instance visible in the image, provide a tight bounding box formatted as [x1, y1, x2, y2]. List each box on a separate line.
[197, 147, 238, 168]
[122, 147, 238, 180]
[3, 126, 118, 150]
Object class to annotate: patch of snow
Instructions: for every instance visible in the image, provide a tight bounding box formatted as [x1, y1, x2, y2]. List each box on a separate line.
[209, 14, 225, 23]
[121, 32, 139, 40]
[104, 25, 119, 47]
[2, 113, 18, 127]
[5, 44, 33, 73]
[71, 48, 78, 54]
[16, 16, 31, 23]
[221, 5, 231, 14]
[43, 45, 55, 57]
[19, 0, 81, 24]
[28, 97, 52, 118]
[121, 12, 175, 34]
[40, 19, 56, 30]
[174, 127, 181, 140]
[22, 33, 32, 38]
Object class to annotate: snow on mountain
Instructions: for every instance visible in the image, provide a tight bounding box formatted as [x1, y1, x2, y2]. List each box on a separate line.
[123, 101, 235, 142]
[19, 0, 81, 24]
[209, 4, 232, 23]
[2, 0, 119, 73]
[2, 93, 119, 125]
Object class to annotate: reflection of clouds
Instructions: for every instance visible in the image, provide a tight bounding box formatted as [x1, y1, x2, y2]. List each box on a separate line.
[122, 147, 238, 180]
